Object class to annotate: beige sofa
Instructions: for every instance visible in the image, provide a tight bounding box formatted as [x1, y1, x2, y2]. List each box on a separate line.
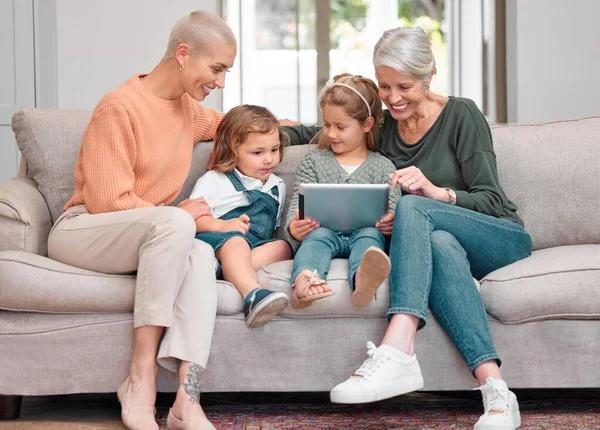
[1, 109, 599, 420]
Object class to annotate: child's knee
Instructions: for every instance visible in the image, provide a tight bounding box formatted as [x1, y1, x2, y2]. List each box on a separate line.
[220, 236, 249, 253]
[305, 227, 335, 241]
[357, 226, 384, 241]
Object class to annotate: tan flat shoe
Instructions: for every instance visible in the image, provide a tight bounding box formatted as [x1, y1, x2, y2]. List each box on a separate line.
[352, 247, 390, 307]
[116, 377, 159, 430]
[167, 408, 216, 430]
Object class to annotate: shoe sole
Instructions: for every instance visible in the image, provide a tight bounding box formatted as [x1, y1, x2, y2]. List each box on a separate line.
[292, 291, 335, 309]
[352, 247, 390, 307]
[246, 293, 288, 328]
[330, 374, 424, 404]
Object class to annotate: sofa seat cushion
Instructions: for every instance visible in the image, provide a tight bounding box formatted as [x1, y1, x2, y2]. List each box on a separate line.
[480, 245, 600, 323]
[256, 259, 391, 318]
[0, 251, 136, 313]
[0, 251, 236, 315]
[1, 251, 481, 320]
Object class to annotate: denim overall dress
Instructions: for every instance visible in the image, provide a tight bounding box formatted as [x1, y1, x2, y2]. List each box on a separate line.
[195, 171, 280, 254]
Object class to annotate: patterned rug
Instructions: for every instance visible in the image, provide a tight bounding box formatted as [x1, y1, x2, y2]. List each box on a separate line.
[155, 392, 600, 429]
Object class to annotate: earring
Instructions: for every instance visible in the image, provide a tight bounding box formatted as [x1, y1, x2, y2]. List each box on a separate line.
[179, 62, 184, 72]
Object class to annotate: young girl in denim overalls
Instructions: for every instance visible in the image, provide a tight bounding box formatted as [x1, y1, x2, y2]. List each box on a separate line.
[190, 105, 292, 328]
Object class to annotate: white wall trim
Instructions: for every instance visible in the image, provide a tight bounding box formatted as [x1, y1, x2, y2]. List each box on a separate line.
[33, 0, 58, 109]
[505, 0, 518, 123]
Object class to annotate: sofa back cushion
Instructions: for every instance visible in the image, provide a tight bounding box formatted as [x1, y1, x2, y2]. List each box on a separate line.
[491, 117, 600, 250]
[12, 109, 91, 223]
[11, 108, 311, 228]
[12, 109, 600, 250]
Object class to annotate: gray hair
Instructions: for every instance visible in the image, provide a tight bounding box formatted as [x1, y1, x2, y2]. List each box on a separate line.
[164, 10, 236, 58]
[373, 27, 436, 81]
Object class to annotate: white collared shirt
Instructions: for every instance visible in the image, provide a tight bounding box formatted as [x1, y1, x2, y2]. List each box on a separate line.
[189, 169, 286, 226]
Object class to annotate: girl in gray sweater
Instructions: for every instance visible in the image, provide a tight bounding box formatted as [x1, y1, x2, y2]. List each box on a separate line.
[285, 74, 400, 308]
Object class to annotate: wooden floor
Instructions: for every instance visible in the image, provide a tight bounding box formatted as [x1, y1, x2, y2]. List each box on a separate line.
[0, 394, 127, 429]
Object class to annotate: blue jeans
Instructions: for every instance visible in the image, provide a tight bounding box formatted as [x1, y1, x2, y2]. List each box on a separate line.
[291, 227, 386, 289]
[388, 196, 532, 372]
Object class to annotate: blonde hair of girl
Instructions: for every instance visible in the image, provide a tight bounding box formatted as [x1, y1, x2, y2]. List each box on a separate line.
[315, 73, 383, 151]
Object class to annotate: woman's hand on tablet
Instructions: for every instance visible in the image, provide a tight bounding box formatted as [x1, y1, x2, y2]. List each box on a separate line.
[290, 209, 320, 241]
[376, 211, 395, 236]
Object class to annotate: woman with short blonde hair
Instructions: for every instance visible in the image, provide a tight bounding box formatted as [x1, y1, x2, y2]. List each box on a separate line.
[48, 10, 236, 430]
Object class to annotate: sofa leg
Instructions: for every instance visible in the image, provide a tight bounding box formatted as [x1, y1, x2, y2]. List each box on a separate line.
[0, 395, 23, 420]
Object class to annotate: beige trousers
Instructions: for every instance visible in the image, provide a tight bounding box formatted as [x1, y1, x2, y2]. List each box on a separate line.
[48, 205, 218, 373]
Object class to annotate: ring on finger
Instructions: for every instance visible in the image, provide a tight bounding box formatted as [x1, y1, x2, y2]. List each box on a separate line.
[406, 179, 413, 187]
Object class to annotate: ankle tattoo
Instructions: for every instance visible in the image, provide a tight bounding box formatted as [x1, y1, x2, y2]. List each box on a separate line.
[183, 364, 203, 404]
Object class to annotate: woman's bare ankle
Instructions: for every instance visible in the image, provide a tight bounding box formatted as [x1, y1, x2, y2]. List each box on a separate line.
[129, 359, 157, 382]
[172, 385, 207, 420]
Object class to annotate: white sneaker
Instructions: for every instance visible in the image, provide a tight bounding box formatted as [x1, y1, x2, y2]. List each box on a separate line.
[330, 341, 424, 404]
[474, 377, 521, 430]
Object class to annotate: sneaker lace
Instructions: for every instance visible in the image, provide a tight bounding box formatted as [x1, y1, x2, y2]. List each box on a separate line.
[352, 341, 389, 380]
[474, 383, 510, 415]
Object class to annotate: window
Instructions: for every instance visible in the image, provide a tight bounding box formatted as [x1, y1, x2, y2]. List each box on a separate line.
[222, 1, 501, 123]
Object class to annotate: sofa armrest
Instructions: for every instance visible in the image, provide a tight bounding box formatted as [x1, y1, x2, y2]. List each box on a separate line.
[0, 178, 52, 255]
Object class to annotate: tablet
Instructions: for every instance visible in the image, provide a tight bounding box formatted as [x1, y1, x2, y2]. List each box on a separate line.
[299, 183, 389, 231]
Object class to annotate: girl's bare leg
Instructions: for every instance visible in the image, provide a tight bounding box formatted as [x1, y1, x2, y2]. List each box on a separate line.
[217, 237, 261, 298]
[250, 240, 292, 270]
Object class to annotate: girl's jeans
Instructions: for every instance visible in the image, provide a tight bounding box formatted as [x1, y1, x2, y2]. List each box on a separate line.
[291, 227, 386, 289]
[389, 195, 532, 372]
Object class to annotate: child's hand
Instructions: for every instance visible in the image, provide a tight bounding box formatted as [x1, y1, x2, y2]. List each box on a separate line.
[289, 209, 320, 241]
[219, 214, 250, 234]
[376, 211, 394, 236]
[178, 198, 211, 219]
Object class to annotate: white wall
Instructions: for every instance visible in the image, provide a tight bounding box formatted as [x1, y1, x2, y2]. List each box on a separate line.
[506, 0, 600, 123]
[54, 0, 221, 110]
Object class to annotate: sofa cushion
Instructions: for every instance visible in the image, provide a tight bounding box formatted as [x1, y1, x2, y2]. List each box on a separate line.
[0, 251, 136, 313]
[12, 109, 93, 224]
[0, 250, 239, 315]
[491, 117, 600, 250]
[480, 245, 600, 323]
[0, 250, 392, 318]
[258, 259, 391, 318]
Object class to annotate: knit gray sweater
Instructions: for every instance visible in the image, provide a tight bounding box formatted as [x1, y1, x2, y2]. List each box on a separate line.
[285, 149, 400, 250]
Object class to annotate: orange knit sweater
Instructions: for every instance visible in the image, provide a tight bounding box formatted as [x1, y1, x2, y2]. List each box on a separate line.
[64, 75, 223, 214]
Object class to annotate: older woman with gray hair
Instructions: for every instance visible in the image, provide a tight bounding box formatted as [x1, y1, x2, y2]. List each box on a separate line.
[283, 26, 531, 430]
